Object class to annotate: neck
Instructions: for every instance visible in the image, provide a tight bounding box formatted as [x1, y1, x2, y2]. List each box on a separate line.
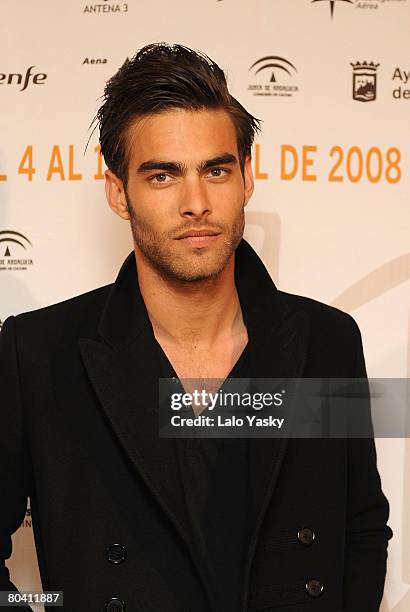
[134, 247, 245, 350]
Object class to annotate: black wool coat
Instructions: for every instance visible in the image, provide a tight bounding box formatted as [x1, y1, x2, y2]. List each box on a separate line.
[0, 239, 393, 612]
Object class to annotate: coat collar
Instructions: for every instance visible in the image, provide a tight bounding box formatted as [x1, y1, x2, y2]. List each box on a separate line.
[95, 237, 291, 352]
[79, 238, 311, 609]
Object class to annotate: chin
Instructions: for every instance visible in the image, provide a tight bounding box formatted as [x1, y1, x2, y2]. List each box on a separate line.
[171, 267, 223, 283]
[169, 258, 228, 283]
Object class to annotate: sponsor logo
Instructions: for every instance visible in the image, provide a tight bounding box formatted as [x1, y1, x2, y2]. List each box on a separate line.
[0, 66, 47, 91]
[392, 67, 410, 99]
[355, 0, 408, 9]
[82, 57, 108, 65]
[311, 0, 353, 18]
[83, 1, 129, 13]
[312, 0, 407, 16]
[0, 231, 34, 271]
[351, 61, 379, 102]
[248, 56, 299, 97]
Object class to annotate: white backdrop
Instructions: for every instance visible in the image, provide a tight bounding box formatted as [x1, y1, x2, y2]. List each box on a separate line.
[1, 1, 409, 610]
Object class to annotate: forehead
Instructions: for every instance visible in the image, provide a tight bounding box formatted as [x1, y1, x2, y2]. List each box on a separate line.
[126, 108, 238, 165]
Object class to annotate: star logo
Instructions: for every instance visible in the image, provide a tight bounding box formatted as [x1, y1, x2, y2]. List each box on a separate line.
[311, 0, 354, 19]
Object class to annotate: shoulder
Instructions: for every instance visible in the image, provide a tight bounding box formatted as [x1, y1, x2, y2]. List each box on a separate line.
[277, 290, 364, 376]
[279, 290, 361, 336]
[3, 283, 113, 347]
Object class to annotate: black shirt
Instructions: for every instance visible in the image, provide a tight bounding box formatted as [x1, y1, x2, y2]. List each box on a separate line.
[156, 339, 251, 612]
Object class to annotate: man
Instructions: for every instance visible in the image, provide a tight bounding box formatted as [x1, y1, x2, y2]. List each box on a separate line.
[0, 43, 392, 612]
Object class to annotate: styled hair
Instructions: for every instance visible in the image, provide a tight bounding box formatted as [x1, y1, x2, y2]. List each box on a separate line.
[96, 42, 261, 187]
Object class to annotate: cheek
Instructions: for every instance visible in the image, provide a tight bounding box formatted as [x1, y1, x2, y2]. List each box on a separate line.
[208, 182, 244, 215]
[131, 180, 179, 211]
[127, 182, 167, 220]
[213, 173, 244, 198]
[130, 197, 171, 236]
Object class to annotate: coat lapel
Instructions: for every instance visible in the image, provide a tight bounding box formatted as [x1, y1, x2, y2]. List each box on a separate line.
[245, 310, 310, 563]
[79, 239, 311, 603]
[232, 246, 310, 607]
[78, 251, 213, 600]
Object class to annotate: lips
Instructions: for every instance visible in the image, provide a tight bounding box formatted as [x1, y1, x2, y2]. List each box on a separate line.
[176, 229, 221, 239]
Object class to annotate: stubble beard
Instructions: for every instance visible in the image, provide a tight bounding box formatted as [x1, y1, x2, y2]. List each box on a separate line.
[126, 196, 245, 283]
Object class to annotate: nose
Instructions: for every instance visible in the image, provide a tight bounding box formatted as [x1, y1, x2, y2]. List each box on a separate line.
[178, 178, 212, 220]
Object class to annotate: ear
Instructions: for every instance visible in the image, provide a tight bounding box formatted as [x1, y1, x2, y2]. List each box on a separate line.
[243, 155, 254, 207]
[105, 169, 130, 220]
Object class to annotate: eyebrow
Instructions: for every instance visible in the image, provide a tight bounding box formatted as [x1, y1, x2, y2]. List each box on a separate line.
[136, 153, 238, 175]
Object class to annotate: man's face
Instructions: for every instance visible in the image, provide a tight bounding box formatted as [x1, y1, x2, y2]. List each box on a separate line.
[106, 108, 254, 282]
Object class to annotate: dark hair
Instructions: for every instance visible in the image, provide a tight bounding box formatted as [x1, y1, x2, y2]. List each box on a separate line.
[96, 42, 261, 187]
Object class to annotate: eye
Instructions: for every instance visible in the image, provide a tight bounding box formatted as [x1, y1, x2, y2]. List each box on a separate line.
[149, 172, 170, 183]
[207, 167, 229, 178]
